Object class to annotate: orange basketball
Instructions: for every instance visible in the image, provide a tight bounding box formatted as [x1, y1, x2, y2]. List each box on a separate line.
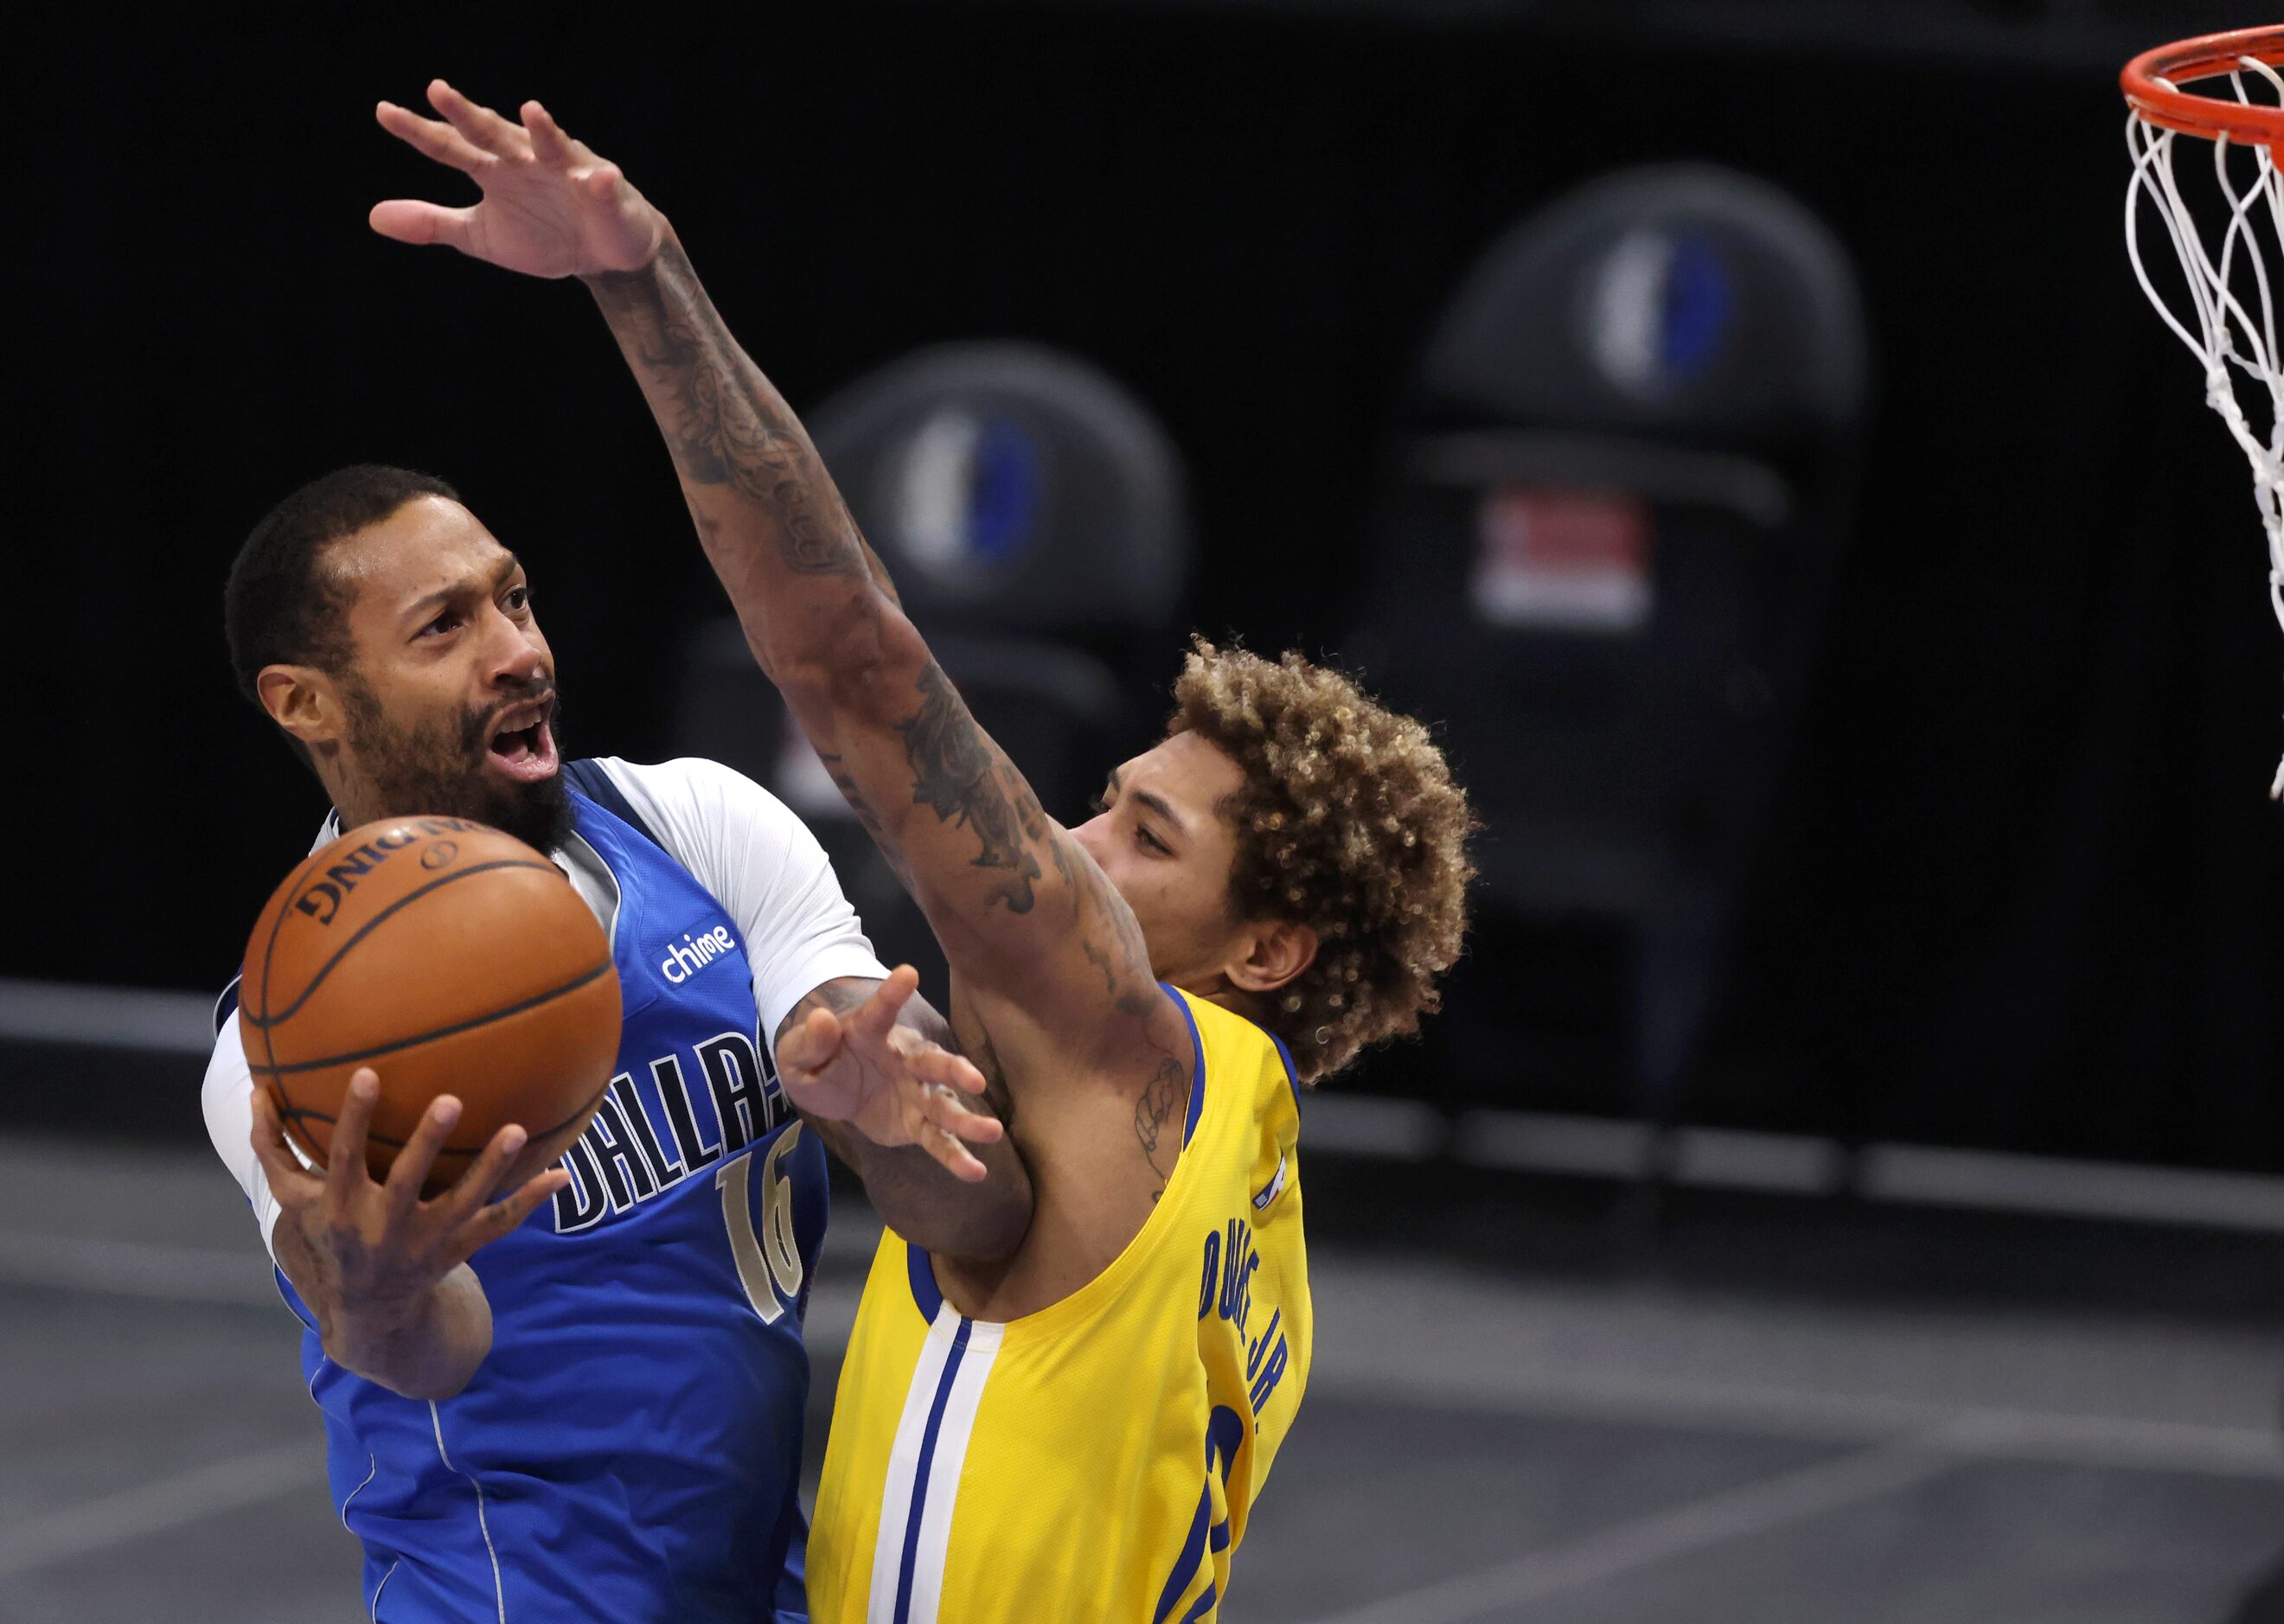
[238, 816, 621, 1196]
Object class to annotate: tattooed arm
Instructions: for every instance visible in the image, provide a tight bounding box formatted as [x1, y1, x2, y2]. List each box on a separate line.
[585, 235, 1183, 1057]
[587, 239, 1185, 1055]
[367, 83, 1193, 1179]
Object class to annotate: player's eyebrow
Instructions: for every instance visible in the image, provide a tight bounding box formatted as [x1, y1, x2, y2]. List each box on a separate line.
[403, 553, 524, 623]
[1109, 768, 1187, 836]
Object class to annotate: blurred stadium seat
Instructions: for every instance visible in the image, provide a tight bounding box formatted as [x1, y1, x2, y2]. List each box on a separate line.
[1346, 164, 1870, 1160]
[672, 341, 1193, 986]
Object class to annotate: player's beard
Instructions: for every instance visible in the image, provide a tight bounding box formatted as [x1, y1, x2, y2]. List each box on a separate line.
[340, 674, 575, 856]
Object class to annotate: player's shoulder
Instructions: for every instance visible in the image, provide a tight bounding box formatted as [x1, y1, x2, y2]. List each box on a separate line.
[575, 757, 809, 870]
[580, 755, 782, 818]
[1172, 988, 1303, 1116]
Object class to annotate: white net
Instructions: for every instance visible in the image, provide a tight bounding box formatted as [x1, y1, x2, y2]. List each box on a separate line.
[2127, 58, 2284, 795]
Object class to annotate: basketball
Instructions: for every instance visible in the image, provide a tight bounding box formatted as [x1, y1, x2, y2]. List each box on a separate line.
[236, 815, 621, 1196]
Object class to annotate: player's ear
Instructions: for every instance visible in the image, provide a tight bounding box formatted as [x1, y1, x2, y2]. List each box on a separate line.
[257, 665, 346, 752]
[1226, 919, 1317, 997]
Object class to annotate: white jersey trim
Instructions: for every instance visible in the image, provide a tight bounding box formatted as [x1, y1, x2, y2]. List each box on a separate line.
[867, 1306, 1003, 1624]
[339, 1451, 378, 1531]
[368, 1559, 399, 1622]
[431, 1401, 507, 1623]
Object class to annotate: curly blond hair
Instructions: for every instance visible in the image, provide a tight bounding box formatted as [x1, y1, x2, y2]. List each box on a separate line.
[1170, 640, 1475, 1082]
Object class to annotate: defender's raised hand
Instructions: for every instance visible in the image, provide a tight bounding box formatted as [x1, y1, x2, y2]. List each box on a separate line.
[370, 80, 663, 279]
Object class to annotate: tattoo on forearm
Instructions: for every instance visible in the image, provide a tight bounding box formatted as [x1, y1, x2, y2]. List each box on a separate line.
[898, 663, 1043, 914]
[1004, 759, 1049, 843]
[815, 750, 920, 891]
[588, 243, 870, 584]
[1050, 834, 1159, 1018]
[1135, 1055, 1185, 1203]
[591, 253, 1156, 1022]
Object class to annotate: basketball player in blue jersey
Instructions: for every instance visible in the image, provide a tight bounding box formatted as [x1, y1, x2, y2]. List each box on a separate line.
[369, 81, 1476, 1620]
[201, 460, 1035, 1623]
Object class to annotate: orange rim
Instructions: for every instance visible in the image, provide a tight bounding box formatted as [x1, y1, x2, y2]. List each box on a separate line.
[2126, 26, 2284, 144]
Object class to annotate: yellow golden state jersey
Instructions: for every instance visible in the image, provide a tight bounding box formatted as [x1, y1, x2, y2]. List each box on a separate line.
[809, 988, 1310, 1624]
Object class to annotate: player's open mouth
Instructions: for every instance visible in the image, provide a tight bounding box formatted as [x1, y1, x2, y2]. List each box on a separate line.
[486, 699, 560, 785]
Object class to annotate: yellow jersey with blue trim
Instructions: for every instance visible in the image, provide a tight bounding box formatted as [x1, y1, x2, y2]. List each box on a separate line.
[808, 986, 1311, 1624]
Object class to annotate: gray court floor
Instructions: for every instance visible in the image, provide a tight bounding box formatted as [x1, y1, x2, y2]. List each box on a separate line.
[6, 1132, 2284, 1621]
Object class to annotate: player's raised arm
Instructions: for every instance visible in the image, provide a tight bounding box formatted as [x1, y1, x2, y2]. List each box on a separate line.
[369, 82, 1184, 1083]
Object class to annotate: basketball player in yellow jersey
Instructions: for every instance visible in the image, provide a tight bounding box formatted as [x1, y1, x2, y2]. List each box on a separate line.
[370, 80, 1474, 1621]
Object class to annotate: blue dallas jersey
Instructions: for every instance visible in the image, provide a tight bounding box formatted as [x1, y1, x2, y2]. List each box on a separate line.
[240, 770, 840, 1622]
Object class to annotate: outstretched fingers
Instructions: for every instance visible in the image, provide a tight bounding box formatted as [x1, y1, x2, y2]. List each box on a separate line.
[913, 1084, 1004, 1146]
[894, 1034, 1004, 1155]
[382, 1092, 465, 1224]
[324, 1070, 381, 1206]
[779, 1005, 847, 1083]
[849, 965, 921, 1045]
[521, 100, 579, 168]
[435, 1120, 528, 1228]
[374, 100, 491, 174]
[887, 1025, 990, 1098]
[425, 79, 529, 159]
[908, 1097, 993, 1181]
[445, 1164, 571, 1267]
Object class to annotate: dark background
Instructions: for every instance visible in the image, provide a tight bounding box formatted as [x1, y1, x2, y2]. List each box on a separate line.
[9, 0, 2283, 1168]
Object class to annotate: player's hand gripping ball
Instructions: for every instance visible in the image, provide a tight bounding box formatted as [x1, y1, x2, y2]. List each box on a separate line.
[238, 818, 621, 1197]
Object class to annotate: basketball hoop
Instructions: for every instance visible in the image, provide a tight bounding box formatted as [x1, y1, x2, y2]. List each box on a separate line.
[2125, 27, 2284, 796]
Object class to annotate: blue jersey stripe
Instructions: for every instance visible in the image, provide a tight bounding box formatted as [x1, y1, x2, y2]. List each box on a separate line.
[1266, 1032, 1302, 1116]
[1163, 984, 1208, 1148]
[892, 1318, 974, 1624]
[906, 1240, 944, 1320]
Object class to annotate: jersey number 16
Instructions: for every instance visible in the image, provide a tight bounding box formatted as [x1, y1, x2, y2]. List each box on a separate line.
[716, 1122, 805, 1321]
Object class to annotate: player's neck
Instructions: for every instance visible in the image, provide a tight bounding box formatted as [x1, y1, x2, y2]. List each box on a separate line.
[1177, 976, 1270, 1032]
[315, 762, 381, 830]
